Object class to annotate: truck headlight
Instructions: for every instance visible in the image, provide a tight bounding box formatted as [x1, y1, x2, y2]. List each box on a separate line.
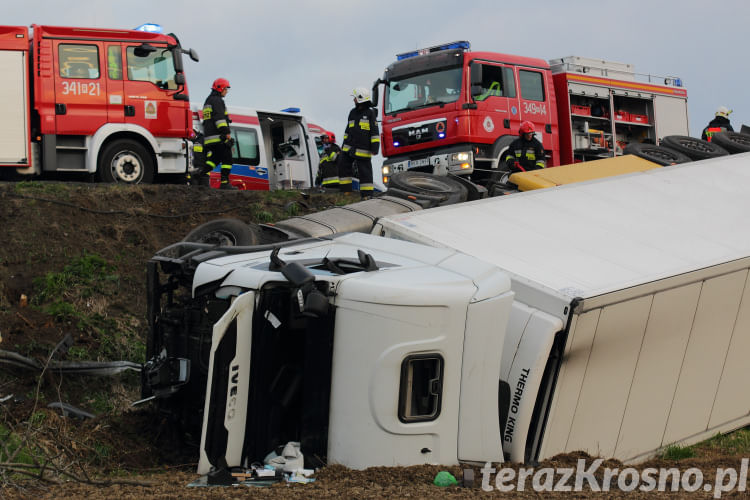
[382, 165, 390, 175]
[452, 152, 469, 162]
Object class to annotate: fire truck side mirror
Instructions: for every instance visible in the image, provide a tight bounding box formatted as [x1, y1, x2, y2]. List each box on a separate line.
[174, 73, 185, 85]
[187, 48, 199, 62]
[134, 43, 157, 57]
[470, 63, 483, 87]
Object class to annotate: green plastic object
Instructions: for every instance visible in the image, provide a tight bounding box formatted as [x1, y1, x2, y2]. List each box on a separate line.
[433, 471, 458, 487]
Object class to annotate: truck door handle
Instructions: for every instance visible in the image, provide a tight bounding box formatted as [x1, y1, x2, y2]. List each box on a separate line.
[503, 119, 510, 129]
[55, 103, 66, 115]
[545, 124, 552, 133]
[124, 105, 136, 117]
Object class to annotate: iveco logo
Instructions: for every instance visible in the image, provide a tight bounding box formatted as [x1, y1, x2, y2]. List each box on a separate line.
[226, 363, 240, 421]
[408, 126, 429, 139]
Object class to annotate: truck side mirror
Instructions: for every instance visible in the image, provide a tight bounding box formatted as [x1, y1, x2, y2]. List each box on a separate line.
[470, 64, 483, 99]
[371, 78, 384, 107]
[188, 48, 199, 62]
[174, 73, 185, 85]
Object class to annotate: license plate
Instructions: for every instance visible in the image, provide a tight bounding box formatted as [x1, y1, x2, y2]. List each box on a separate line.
[408, 158, 430, 168]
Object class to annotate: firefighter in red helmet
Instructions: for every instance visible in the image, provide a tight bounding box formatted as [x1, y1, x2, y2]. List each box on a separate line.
[201, 78, 236, 189]
[503, 121, 546, 172]
[317, 131, 342, 190]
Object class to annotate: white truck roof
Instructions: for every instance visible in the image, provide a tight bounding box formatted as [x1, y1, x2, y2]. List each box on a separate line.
[378, 153, 750, 303]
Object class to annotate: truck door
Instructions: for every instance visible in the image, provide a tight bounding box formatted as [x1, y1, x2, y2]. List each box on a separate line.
[469, 62, 520, 141]
[53, 41, 107, 134]
[517, 68, 553, 150]
[105, 45, 125, 123]
[122, 42, 187, 137]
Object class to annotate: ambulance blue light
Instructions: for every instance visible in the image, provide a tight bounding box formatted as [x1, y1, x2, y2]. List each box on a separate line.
[134, 23, 163, 33]
[281, 107, 301, 113]
[674, 78, 682, 87]
[396, 41, 471, 60]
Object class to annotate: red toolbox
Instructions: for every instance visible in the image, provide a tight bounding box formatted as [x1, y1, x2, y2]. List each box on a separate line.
[571, 104, 591, 116]
[630, 114, 648, 124]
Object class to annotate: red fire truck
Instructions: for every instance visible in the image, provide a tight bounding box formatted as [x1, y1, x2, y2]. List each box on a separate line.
[0, 24, 198, 183]
[373, 42, 689, 186]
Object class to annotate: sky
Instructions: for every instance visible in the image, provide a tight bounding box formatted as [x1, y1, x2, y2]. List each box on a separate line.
[6, 0, 750, 171]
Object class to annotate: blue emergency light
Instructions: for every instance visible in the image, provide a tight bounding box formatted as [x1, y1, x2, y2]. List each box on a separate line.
[396, 41, 471, 61]
[134, 23, 163, 33]
[281, 107, 301, 113]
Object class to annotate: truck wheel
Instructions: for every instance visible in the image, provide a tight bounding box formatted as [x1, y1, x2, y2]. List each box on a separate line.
[183, 218, 258, 246]
[623, 143, 692, 166]
[388, 172, 468, 206]
[710, 132, 750, 154]
[98, 139, 155, 184]
[660, 135, 729, 161]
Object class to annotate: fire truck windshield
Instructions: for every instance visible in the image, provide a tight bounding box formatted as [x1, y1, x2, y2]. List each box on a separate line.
[385, 67, 462, 115]
[126, 45, 178, 90]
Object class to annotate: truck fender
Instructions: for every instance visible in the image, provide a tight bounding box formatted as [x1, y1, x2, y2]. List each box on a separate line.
[88, 123, 161, 173]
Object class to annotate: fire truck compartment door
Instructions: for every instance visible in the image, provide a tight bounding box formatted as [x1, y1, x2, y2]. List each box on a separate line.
[0, 50, 29, 163]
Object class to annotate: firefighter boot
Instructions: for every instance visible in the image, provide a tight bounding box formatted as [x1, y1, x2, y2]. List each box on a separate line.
[218, 165, 237, 190]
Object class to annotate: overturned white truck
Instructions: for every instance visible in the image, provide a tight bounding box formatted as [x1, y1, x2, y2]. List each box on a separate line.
[143, 153, 750, 474]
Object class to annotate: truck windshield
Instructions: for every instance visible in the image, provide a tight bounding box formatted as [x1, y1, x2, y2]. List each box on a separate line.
[126, 46, 177, 90]
[385, 67, 463, 115]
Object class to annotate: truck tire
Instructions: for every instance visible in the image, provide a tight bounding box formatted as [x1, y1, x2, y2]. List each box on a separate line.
[660, 135, 729, 161]
[710, 131, 750, 154]
[183, 218, 259, 246]
[98, 139, 155, 184]
[388, 172, 468, 206]
[623, 143, 692, 166]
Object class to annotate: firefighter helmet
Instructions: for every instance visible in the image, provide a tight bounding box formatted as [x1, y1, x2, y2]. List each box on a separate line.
[352, 87, 372, 104]
[519, 121, 535, 135]
[212, 78, 231, 92]
[715, 106, 732, 118]
[325, 131, 336, 144]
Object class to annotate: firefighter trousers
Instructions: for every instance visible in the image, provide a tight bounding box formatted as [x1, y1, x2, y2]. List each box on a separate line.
[337, 154, 373, 192]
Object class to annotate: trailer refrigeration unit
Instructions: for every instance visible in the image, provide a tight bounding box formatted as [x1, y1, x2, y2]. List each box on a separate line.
[143, 152, 750, 473]
[373, 41, 688, 187]
[0, 24, 198, 183]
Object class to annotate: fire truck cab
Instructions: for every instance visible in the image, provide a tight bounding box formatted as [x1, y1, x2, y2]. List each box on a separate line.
[0, 24, 198, 183]
[374, 41, 559, 186]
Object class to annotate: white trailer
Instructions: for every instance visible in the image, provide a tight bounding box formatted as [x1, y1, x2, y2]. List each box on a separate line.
[144, 152, 750, 474]
[376, 152, 750, 464]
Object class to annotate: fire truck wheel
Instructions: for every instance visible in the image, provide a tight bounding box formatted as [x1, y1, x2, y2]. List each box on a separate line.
[710, 131, 750, 154]
[622, 142, 692, 166]
[660, 135, 730, 161]
[182, 218, 259, 246]
[98, 139, 155, 184]
[387, 172, 468, 206]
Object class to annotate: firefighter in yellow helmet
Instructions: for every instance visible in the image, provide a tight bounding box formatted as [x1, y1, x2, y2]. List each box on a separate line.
[202, 78, 237, 189]
[337, 87, 380, 198]
[701, 106, 734, 142]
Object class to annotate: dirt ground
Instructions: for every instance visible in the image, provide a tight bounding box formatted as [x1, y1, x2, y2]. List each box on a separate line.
[0, 180, 748, 499]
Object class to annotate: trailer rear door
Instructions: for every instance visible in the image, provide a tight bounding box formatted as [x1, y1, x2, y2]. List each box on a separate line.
[0, 49, 29, 164]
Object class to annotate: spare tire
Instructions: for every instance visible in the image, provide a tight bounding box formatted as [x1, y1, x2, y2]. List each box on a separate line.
[623, 143, 692, 166]
[388, 172, 468, 206]
[660, 135, 729, 160]
[711, 131, 750, 154]
[183, 218, 258, 246]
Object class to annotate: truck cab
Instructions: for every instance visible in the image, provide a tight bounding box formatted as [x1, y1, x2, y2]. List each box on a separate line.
[375, 41, 559, 187]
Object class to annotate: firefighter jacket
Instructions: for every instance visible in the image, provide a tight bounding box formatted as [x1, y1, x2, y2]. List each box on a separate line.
[701, 116, 734, 142]
[202, 90, 231, 146]
[504, 136, 546, 171]
[342, 105, 380, 159]
[319, 143, 341, 186]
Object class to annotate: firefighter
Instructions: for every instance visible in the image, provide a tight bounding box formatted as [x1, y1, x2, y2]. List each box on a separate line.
[185, 132, 211, 186]
[504, 121, 546, 172]
[318, 131, 341, 190]
[202, 78, 236, 189]
[337, 87, 380, 198]
[701, 106, 734, 142]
